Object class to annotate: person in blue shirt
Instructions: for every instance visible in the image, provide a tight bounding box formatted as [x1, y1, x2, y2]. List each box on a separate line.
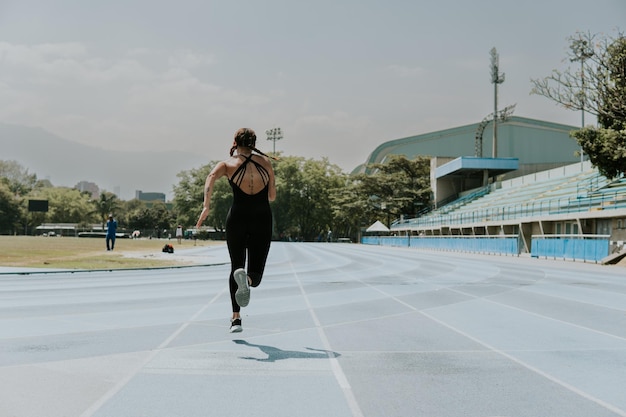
[106, 214, 118, 251]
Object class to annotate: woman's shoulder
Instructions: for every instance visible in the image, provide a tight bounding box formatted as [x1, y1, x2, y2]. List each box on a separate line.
[219, 157, 245, 168]
[251, 153, 272, 167]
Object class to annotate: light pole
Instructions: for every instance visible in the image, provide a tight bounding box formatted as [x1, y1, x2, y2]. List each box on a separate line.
[490, 47, 505, 158]
[475, 104, 516, 158]
[570, 38, 594, 165]
[265, 127, 283, 154]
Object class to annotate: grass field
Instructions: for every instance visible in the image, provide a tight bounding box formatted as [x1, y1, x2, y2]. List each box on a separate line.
[0, 236, 221, 270]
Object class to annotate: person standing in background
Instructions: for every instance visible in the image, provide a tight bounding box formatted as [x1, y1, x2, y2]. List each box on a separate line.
[106, 214, 118, 251]
[176, 225, 183, 244]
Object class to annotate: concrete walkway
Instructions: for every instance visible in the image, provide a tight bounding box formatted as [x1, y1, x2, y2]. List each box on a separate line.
[1, 242, 625, 417]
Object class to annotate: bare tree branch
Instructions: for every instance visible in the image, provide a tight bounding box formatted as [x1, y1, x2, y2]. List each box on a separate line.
[530, 30, 624, 121]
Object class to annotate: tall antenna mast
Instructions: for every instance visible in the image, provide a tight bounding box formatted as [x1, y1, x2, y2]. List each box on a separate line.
[490, 47, 505, 158]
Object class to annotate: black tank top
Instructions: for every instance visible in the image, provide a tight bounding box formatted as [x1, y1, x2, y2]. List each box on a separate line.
[228, 155, 271, 209]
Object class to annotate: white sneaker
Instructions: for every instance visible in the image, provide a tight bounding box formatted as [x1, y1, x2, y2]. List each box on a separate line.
[234, 268, 250, 307]
[230, 318, 242, 333]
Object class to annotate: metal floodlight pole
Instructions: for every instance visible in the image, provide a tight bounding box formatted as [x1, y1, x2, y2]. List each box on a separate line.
[490, 47, 505, 158]
[265, 127, 283, 154]
[475, 104, 515, 159]
[570, 38, 594, 166]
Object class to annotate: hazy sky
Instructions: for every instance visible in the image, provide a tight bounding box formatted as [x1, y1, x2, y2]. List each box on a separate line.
[1, 0, 624, 172]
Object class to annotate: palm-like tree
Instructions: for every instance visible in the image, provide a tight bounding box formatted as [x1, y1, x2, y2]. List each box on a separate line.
[95, 192, 119, 229]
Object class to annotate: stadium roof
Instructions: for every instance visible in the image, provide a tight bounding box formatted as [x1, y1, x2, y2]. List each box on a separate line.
[435, 157, 519, 179]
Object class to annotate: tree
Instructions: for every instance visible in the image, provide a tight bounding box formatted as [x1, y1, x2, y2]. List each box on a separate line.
[597, 35, 626, 130]
[149, 201, 175, 232]
[17, 186, 98, 234]
[573, 127, 626, 179]
[119, 199, 147, 230]
[127, 201, 174, 235]
[531, 30, 626, 178]
[29, 187, 98, 225]
[206, 177, 233, 232]
[0, 181, 21, 234]
[173, 163, 218, 229]
[368, 155, 431, 218]
[0, 160, 38, 196]
[94, 192, 120, 229]
[330, 156, 432, 241]
[273, 156, 345, 241]
[330, 182, 371, 240]
[127, 207, 154, 232]
[173, 162, 239, 234]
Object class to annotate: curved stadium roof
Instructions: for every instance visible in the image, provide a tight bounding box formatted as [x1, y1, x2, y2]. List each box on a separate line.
[353, 116, 580, 174]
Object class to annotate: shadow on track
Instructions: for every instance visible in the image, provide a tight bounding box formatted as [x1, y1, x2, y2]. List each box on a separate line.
[233, 339, 340, 362]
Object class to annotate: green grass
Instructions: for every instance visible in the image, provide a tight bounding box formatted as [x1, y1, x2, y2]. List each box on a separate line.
[0, 236, 221, 270]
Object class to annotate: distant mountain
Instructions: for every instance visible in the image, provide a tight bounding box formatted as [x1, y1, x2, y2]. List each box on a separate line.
[0, 123, 207, 200]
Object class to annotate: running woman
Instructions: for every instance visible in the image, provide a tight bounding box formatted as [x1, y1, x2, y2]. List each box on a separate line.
[196, 128, 277, 332]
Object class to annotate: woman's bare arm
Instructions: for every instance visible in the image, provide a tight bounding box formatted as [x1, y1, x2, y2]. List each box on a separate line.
[196, 161, 227, 227]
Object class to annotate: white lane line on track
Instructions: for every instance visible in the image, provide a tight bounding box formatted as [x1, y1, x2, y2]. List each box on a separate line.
[447, 286, 626, 343]
[78, 287, 228, 417]
[356, 269, 626, 417]
[419, 309, 626, 417]
[288, 256, 365, 417]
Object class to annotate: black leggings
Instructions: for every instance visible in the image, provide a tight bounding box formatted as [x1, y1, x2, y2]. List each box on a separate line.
[225, 206, 272, 312]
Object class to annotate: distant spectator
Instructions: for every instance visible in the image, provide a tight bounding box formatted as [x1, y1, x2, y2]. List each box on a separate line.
[176, 225, 183, 244]
[106, 214, 118, 251]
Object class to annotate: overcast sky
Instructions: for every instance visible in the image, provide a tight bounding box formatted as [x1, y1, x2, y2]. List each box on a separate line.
[0, 0, 624, 173]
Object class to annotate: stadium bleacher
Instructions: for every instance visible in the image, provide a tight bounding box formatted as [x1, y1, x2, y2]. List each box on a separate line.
[394, 162, 626, 229]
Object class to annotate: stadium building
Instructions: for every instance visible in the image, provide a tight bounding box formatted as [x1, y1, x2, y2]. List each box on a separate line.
[357, 116, 626, 264]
